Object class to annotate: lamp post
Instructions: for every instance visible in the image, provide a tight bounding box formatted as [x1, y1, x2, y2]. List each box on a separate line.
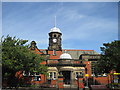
[92, 67, 95, 85]
[85, 74, 89, 88]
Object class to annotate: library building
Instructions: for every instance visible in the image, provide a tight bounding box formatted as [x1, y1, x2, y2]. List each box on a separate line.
[22, 25, 111, 89]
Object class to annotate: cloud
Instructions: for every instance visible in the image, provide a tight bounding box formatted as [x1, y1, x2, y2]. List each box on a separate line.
[36, 40, 48, 45]
[62, 10, 86, 21]
[2, 2, 118, 53]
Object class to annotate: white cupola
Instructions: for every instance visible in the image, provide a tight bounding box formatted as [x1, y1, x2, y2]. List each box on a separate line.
[50, 27, 61, 33]
[60, 52, 72, 59]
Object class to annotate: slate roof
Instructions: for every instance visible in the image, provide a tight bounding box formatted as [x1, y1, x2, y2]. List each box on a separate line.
[39, 49, 98, 59]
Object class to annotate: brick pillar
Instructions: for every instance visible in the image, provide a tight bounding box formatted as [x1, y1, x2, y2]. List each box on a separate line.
[51, 79, 57, 87]
[58, 75, 64, 90]
[77, 75, 84, 90]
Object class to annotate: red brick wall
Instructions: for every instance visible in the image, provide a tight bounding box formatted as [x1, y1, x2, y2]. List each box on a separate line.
[78, 77, 84, 88]
[84, 61, 91, 76]
[94, 77, 109, 85]
[48, 51, 62, 59]
[58, 77, 64, 88]
[15, 71, 23, 79]
[51, 80, 57, 85]
[31, 74, 46, 84]
[40, 61, 46, 64]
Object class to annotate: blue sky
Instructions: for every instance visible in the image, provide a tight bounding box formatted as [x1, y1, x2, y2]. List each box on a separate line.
[2, 2, 118, 53]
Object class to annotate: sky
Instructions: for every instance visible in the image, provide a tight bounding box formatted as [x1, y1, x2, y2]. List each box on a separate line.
[2, 2, 118, 53]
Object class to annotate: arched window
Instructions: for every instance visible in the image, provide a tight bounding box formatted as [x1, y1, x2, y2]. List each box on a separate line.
[49, 72, 56, 80]
[54, 34, 56, 37]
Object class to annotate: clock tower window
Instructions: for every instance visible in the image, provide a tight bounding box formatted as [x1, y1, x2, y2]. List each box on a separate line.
[53, 49, 56, 55]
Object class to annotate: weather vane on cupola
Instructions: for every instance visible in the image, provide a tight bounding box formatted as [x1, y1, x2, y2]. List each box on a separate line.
[54, 16, 56, 27]
[50, 16, 61, 33]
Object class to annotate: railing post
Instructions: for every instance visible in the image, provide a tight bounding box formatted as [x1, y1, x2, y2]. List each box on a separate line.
[77, 75, 84, 90]
[58, 75, 64, 90]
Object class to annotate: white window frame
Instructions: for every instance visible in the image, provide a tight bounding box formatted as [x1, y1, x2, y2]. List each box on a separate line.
[23, 71, 29, 76]
[53, 72, 56, 80]
[34, 76, 41, 81]
[103, 73, 107, 77]
[49, 72, 57, 80]
[91, 74, 95, 77]
[75, 72, 83, 80]
[75, 72, 79, 80]
[35, 72, 40, 76]
[23, 71, 26, 76]
[49, 72, 53, 79]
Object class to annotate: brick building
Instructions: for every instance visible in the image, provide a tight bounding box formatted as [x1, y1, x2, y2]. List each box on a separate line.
[25, 25, 109, 87]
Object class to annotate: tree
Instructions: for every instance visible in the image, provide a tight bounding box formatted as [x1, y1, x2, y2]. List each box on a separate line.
[2, 35, 47, 87]
[95, 40, 120, 74]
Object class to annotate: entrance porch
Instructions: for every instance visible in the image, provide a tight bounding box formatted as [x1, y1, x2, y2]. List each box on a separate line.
[62, 71, 71, 84]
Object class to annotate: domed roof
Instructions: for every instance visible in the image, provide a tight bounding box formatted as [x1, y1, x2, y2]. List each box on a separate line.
[60, 53, 72, 59]
[50, 27, 61, 33]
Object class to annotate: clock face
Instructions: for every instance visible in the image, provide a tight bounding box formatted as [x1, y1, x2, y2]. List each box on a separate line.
[53, 39, 57, 43]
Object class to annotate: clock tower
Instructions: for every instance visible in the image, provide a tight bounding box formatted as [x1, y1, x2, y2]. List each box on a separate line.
[48, 26, 62, 51]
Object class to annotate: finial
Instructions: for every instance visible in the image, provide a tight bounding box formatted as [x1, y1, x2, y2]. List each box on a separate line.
[65, 50, 67, 53]
[54, 16, 56, 27]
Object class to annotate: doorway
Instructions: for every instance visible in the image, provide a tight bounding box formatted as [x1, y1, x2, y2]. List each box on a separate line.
[62, 71, 71, 84]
